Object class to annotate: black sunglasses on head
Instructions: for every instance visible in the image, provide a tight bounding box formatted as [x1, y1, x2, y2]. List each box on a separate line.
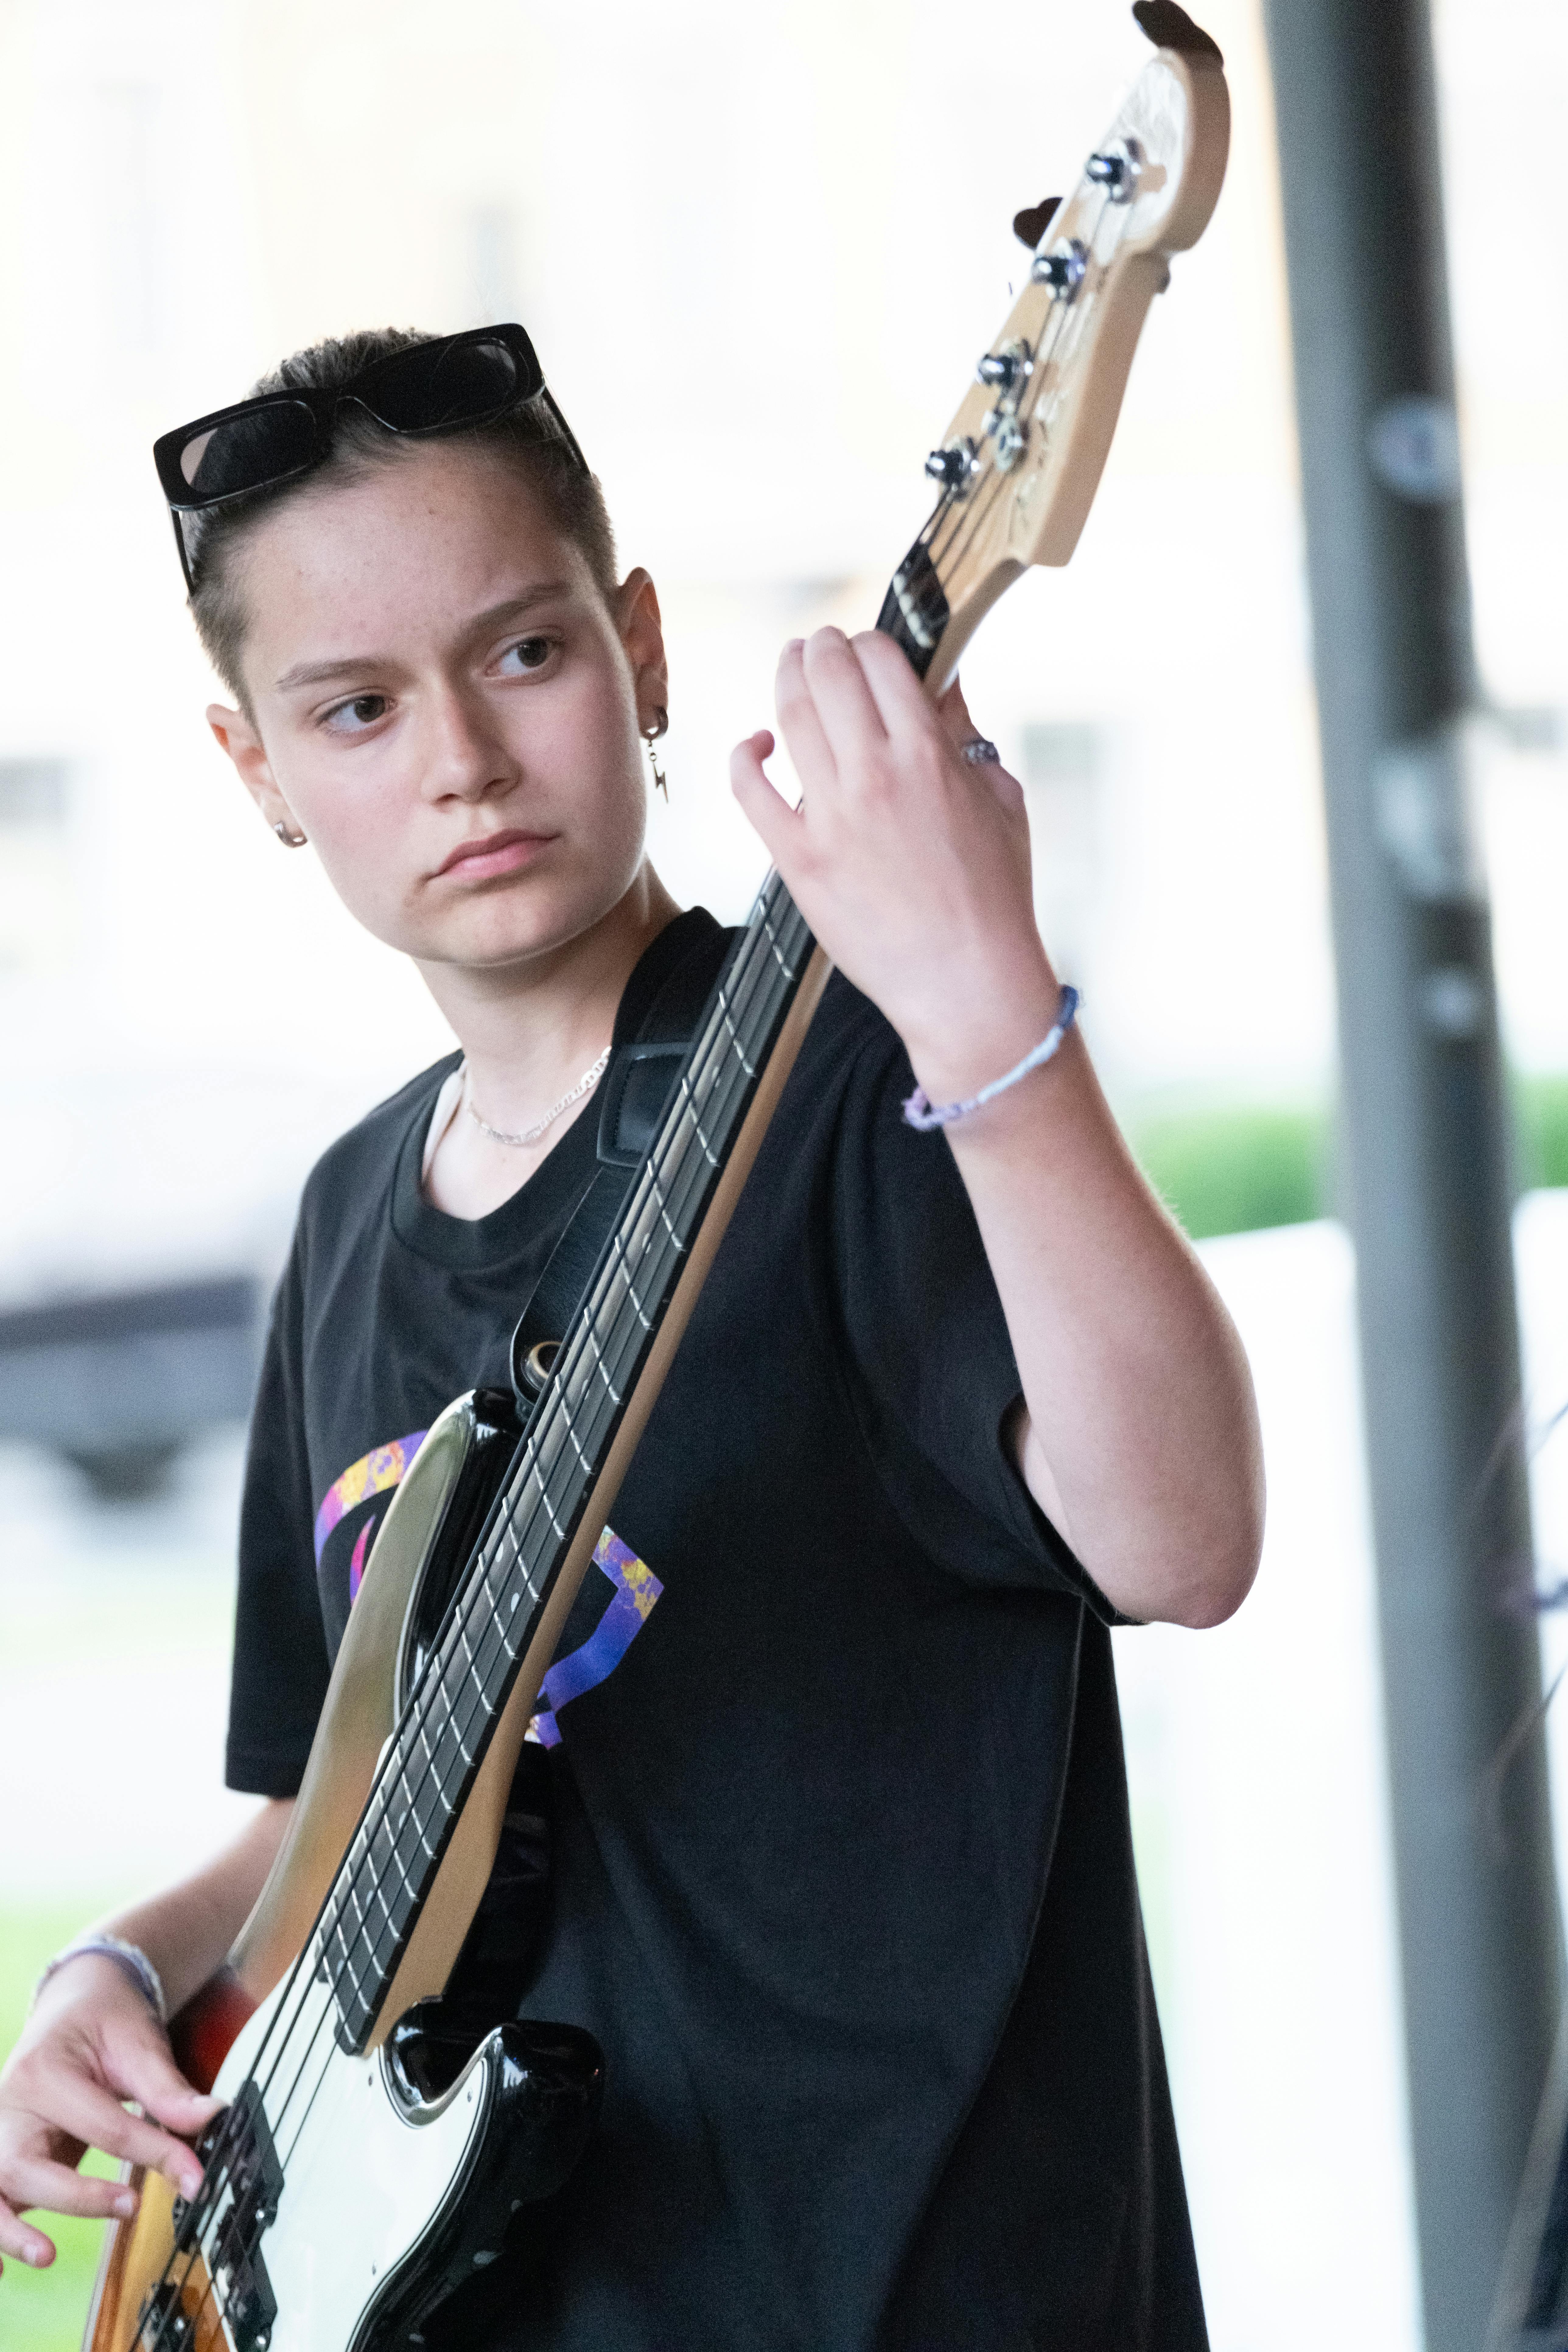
[152, 323, 587, 592]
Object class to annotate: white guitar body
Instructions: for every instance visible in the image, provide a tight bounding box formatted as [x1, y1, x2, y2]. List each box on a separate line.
[205, 1976, 486, 2352]
[139, 1966, 598, 2352]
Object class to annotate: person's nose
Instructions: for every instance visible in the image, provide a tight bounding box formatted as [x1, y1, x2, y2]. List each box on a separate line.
[420, 679, 520, 806]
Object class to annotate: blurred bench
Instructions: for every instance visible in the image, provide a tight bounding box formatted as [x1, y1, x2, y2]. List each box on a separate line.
[0, 1274, 263, 1498]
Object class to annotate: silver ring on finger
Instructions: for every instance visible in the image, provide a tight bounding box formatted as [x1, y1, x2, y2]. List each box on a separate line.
[961, 736, 1001, 765]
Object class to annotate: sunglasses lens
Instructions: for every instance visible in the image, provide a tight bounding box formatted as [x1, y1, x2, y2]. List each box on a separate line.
[357, 336, 531, 433]
[179, 401, 319, 498]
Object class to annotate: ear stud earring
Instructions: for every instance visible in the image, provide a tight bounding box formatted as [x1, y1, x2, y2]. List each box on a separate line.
[642, 707, 670, 801]
[273, 820, 308, 847]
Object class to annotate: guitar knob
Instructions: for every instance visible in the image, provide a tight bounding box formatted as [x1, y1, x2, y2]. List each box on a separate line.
[924, 439, 978, 493]
[1031, 239, 1088, 297]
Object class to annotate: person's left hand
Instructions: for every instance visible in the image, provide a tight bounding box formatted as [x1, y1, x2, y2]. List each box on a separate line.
[730, 627, 1058, 1110]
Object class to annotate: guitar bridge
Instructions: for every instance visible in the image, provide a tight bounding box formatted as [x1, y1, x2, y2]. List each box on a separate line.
[138, 2081, 282, 2352]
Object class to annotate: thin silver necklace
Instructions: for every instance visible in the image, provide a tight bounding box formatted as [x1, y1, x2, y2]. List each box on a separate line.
[464, 1045, 612, 1150]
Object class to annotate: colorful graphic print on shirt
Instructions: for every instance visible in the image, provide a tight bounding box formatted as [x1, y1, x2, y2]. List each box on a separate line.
[316, 1431, 661, 1740]
[314, 1429, 428, 1601]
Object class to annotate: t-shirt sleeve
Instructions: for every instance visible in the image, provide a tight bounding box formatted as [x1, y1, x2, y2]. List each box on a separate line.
[830, 1023, 1129, 1627]
[225, 1233, 333, 1795]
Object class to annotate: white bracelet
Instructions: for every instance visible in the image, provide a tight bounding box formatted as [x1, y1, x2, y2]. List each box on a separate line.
[33, 1935, 168, 2026]
[901, 985, 1081, 1131]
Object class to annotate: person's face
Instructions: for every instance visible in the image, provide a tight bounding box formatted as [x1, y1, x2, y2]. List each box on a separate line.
[209, 442, 667, 975]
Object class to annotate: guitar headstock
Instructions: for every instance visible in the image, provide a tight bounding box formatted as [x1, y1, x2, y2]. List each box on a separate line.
[878, 3, 1230, 693]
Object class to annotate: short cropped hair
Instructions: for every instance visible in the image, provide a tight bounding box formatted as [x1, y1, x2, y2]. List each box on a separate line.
[183, 327, 618, 712]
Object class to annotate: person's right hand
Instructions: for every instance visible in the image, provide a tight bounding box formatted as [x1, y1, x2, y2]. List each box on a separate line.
[0, 1954, 222, 2276]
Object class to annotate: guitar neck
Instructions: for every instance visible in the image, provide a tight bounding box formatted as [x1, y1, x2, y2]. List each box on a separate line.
[319, 863, 824, 2050]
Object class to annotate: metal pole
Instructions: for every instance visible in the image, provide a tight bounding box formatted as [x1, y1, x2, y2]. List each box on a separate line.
[1259, 3, 1562, 2343]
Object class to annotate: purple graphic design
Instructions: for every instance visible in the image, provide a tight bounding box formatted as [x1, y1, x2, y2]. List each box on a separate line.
[529, 1528, 663, 1749]
[315, 1431, 428, 1572]
[348, 1514, 379, 1604]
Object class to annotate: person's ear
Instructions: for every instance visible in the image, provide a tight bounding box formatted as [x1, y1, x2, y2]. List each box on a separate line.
[613, 568, 669, 732]
[207, 703, 308, 845]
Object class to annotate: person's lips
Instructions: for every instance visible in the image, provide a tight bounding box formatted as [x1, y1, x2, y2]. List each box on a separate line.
[435, 828, 553, 881]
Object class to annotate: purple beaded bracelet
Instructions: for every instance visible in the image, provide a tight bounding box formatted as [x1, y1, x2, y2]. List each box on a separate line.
[902, 985, 1080, 1131]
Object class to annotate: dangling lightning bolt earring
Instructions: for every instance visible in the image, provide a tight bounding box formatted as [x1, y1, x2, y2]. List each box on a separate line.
[643, 706, 670, 801]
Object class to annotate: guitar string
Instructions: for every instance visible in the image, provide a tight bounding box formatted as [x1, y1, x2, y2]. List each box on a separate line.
[272, 893, 808, 2120]
[295, 883, 791, 2005]
[204, 905, 787, 2155]
[303, 890, 799, 2027]
[317, 885, 804, 1974]
[252, 1011, 757, 2157]
[145, 887, 809, 2344]
[292, 908, 795, 2051]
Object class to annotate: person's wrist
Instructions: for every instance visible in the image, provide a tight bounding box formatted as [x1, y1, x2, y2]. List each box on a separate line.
[33, 1937, 168, 2026]
[899, 954, 1063, 1111]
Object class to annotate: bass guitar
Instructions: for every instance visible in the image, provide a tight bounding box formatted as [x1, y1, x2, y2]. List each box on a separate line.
[88, 10, 1228, 2345]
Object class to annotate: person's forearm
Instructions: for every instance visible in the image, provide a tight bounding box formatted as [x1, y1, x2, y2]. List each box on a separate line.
[730, 628, 1264, 1627]
[942, 1026, 1264, 1628]
[90, 1799, 294, 2019]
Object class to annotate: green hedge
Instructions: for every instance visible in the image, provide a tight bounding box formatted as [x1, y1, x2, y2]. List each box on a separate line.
[1126, 1075, 1568, 1243]
[1517, 1077, 1568, 1192]
[1130, 1104, 1328, 1241]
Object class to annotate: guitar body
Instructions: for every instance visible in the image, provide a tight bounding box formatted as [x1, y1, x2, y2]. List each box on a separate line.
[86, 1389, 603, 2352]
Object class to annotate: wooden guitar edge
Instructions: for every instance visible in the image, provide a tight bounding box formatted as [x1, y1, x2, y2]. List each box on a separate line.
[85, 2168, 219, 2352]
[365, 939, 835, 2046]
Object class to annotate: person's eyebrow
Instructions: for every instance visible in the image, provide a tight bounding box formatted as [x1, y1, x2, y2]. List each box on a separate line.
[271, 583, 577, 693]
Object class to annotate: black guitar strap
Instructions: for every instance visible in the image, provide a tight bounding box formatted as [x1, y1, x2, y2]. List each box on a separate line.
[508, 909, 738, 1408]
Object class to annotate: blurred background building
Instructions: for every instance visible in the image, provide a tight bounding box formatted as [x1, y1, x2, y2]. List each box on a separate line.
[0, 0, 1565, 2345]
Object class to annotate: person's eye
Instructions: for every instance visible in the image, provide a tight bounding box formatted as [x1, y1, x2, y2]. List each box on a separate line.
[499, 635, 556, 675]
[321, 693, 390, 735]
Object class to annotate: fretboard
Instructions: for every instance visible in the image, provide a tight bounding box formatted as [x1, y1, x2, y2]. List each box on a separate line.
[320, 868, 817, 2049]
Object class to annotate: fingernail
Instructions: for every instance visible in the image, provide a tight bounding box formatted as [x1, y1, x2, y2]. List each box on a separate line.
[114, 2190, 137, 2218]
[26, 2240, 48, 2266]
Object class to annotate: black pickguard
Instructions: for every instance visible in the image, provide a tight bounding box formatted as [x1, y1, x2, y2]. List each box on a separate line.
[358, 2019, 603, 2352]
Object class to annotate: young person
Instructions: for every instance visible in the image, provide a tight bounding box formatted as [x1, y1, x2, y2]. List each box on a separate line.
[0, 325, 1263, 2348]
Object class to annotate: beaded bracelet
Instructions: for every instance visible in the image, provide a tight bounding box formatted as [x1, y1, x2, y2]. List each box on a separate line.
[902, 985, 1080, 1131]
[33, 1934, 168, 2025]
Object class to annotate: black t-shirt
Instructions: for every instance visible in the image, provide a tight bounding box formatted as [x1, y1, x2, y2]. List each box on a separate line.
[227, 908, 1206, 2352]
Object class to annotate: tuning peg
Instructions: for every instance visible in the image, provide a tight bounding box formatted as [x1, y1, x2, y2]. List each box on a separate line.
[1012, 197, 1062, 250]
[1086, 143, 1137, 201]
[1031, 239, 1087, 297]
[977, 348, 1029, 392]
[925, 438, 979, 494]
